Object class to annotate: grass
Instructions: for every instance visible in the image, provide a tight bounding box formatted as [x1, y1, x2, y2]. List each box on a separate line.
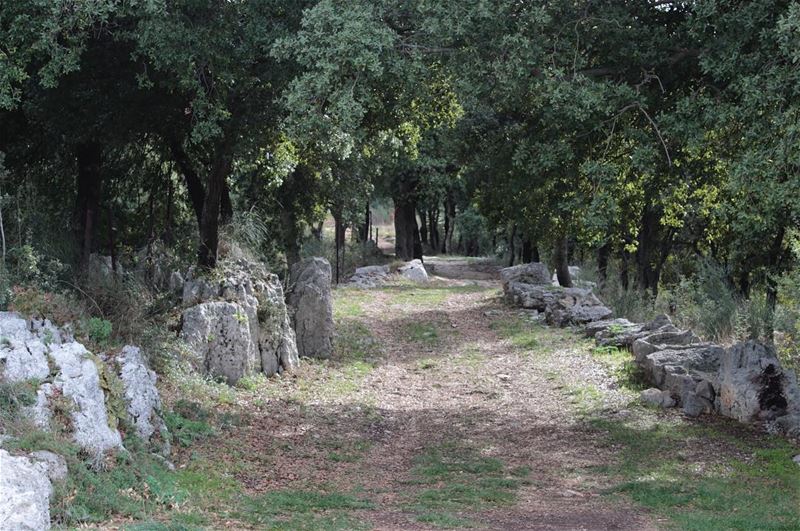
[406, 443, 531, 527]
[386, 284, 489, 307]
[402, 321, 441, 346]
[333, 288, 374, 319]
[590, 345, 648, 392]
[240, 490, 373, 530]
[588, 415, 800, 530]
[489, 313, 542, 350]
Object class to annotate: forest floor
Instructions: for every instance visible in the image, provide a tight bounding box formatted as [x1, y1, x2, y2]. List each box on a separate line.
[115, 258, 799, 531]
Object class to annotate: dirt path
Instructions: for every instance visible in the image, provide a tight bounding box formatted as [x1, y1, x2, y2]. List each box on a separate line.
[171, 263, 655, 530]
[152, 260, 798, 531]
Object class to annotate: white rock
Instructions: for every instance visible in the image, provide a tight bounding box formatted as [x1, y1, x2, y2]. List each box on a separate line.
[29, 451, 68, 482]
[0, 312, 50, 383]
[288, 258, 334, 360]
[0, 449, 53, 531]
[115, 346, 168, 453]
[398, 259, 429, 282]
[49, 342, 123, 455]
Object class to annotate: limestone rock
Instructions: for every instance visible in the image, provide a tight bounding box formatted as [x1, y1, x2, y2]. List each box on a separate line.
[49, 342, 124, 455]
[347, 265, 390, 288]
[0, 449, 53, 531]
[640, 388, 676, 408]
[288, 257, 334, 359]
[544, 287, 613, 327]
[0, 312, 50, 382]
[29, 451, 68, 483]
[180, 301, 255, 385]
[398, 259, 429, 282]
[505, 282, 558, 310]
[717, 341, 799, 423]
[179, 258, 299, 382]
[115, 346, 169, 453]
[683, 392, 713, 417]
[500, 262, 551, 290]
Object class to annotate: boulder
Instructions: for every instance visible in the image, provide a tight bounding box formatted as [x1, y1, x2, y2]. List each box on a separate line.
[640, 388, 676, 408]
[114, 346, 169, 453]
[180, 302, 256, 385]
[505, 282, 558, 310]
[0, 312, 51, 382]
[717, 341, 800, 423]
[583, 318, 637, 339]
[544, 287, 613, 327]
[347, 264, 390, 288]
[29, 451, 68, 483]
[500, 262, 551, 291]
[398, 259, 429, 282]
[595, 314, 676, 348]
[288, 257, 334, 359]
[49, 342, 124, 455]
[639, 345, 723, 403]
[179, 258, 299, 382]
[0, 450, 54, 531]
[683, 391, 713, 417]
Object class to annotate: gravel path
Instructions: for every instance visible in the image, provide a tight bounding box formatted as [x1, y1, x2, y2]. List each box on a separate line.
[213, 261, 658, 530]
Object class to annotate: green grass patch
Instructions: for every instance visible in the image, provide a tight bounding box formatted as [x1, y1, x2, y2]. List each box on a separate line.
[590, 346, 647, 392]
[334, 320, 382, 364]
[407, 443, 530, 527]
[490, 314, 542, 350]
[387, 284, 488, 307]
[163, 400, 215, 447]
[402, 321, 441, 345]
[240, 490, 373, 530]
[333, 289, 373, 318]
[590, 417, 800, 530]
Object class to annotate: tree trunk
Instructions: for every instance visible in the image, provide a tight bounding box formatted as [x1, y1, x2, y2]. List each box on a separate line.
[522, 238, 532, 263]
[360, 200, 370, 242]
[597, 243, 610, 288]
[620, 250, 630, 290]
[507, 225, 517, 266]
[443, 192, 456, 254]
[311, 221, 323, 241]
[169, 140, 205, 227]
[429, 208, 440, 252]
[75, 142, 103, 266]
[418, 208, 428, 246]
[220, 177, 233, 224]
[553, 236, 572, 287]
[163, 175, 174, 244]
[198, 141, 233, 269]
[394, 199, 417, 261]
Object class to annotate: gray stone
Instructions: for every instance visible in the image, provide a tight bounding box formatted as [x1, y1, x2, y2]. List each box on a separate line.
[717, 341, 798, 423]
[583, 318, 637, 338]
[696, 379, 715, 401]
[0, 449, 53, 531]
[0, 312, 50, 383]
[544, 287, 613, 327]
[288, 257, 334, 359]
[793, 454, 800, 466]
[179, 258, 300, 381]
[505, 282, 558, 310]
[640, 388, 675, 408]
[397, 259, 429, 282]
[115, 346, 169, 454]
[25, 383, 54, 430]
[48, 342, 124, 455]
[347, 265, 390, 288]
[683, 392, 713, 417]
[500, 262, 551, 290]
[29, 451, 68, 482]
[180, 301, 256, 385]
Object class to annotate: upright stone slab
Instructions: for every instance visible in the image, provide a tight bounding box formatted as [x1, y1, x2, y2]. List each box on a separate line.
[288, 257, 334, 359]
[0, 450, 54, 531]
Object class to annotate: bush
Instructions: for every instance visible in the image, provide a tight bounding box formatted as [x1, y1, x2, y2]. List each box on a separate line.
[86, 317, 113, 346]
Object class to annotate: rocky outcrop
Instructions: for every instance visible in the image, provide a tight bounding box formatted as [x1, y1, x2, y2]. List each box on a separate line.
[288, 258, 334, 359]
[544, 288, 613, 327]
[398, 259, 429, 282]
[502, 263, 612, 327]
[178, 258, 299, 384]
[0, 313, 170, 456]
[114, 346, 170, 453]
[0, 450, 55, 531]
[347, 265, 390, 288]
[588, 314, 800, 434]
[500, 262, 551, 289]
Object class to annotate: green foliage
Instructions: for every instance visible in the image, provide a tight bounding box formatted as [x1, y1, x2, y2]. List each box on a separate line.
[163, 400, 215, 448]
[407, 443, 530, 527]
[85, 317, 113, 346]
